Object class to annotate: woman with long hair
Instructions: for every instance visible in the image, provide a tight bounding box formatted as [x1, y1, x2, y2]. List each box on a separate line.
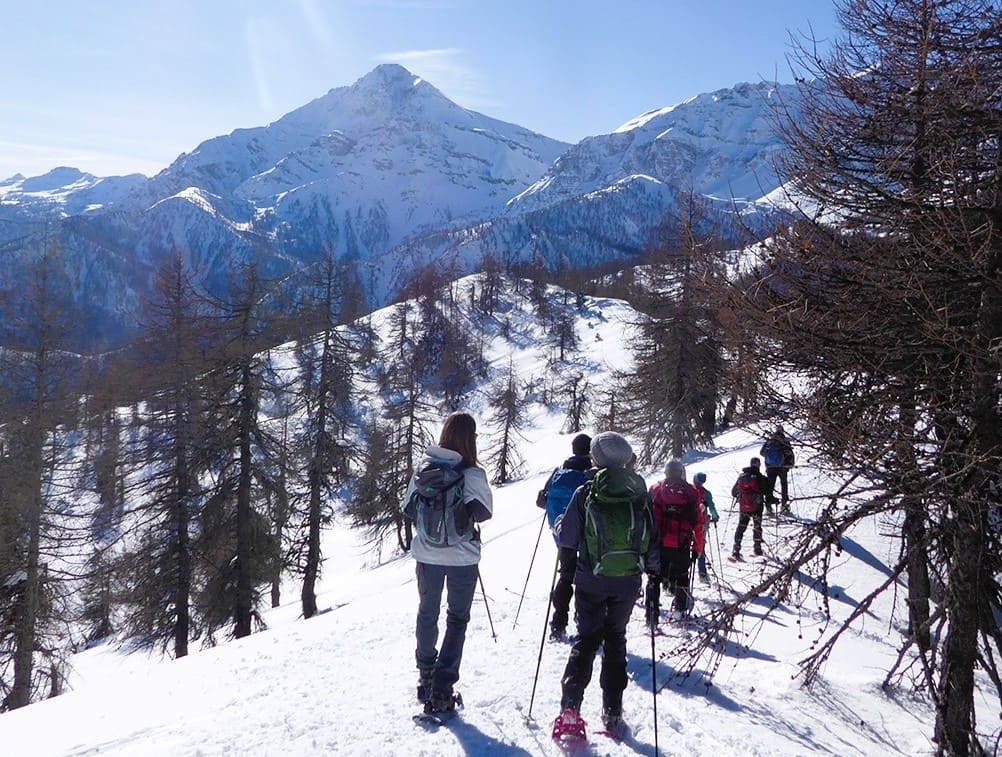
[402, 411, 493, 716]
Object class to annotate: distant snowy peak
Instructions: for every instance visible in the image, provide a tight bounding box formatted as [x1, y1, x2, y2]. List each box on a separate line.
[138, 63, 568, 212]
[509, 80, 800, 213]
[0, 166, 146, 213]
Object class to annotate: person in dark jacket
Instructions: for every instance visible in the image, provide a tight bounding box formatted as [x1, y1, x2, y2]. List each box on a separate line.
[551, 432, 659, 739]
[536, 433, 592, 641]
[402, 411, 493, 715]
[730, 457, 768, 560]
[759, 427, 795, 513]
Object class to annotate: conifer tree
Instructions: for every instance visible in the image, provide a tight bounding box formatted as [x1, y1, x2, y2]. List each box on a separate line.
[615, 192, 727, 462]
[293, 253, 358, 619]
[121, 251, 216, 657]
[719, 3, 1002, 752]
[0, 244, 78, 709]
[486, 358, 528, 485]
[198, 262, 283, 640]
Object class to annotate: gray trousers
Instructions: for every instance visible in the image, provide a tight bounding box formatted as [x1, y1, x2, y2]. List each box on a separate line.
[415, 561, 479, 697]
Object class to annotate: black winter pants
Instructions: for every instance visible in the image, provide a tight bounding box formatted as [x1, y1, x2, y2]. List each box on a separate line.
[647, 545, 692, 614]
[765, 466, 789, 505]
[550, 546, 578, 631]
[560, 587, 639, 713]
[733, 508, 763, 555]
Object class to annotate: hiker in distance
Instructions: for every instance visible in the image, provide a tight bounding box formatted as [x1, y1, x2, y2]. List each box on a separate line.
[760, 426, 795, 513]
[730, 457, 768, 561]
[647, 460, 700, 624]
[551, 432, 658, 741]
[536, 433, 592, 642]
[402, 411, 493, 716]
[692, 472, 718, 583]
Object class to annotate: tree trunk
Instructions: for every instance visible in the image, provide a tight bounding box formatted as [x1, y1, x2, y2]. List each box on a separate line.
[234, 360, 254, 639]
[935, 511, 980, 756]
[301, 456, 322, 619]
[173, 472, 191, 658]
[10, 453, 43, 710]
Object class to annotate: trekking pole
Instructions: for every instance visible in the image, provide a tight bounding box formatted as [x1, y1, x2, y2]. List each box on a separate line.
[513, 512, 548, 629]
[710, 521, 725, 601]
[477, 569, 497, 643]
[687, 554, 696, 618]
[650, 615, 660, 755]
[527, 553, 560, 721]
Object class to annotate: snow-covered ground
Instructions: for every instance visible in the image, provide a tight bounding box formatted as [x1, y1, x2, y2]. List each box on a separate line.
[0, 283, 938, 756]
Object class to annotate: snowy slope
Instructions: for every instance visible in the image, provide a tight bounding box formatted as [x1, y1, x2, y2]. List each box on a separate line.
[0, 279, 937, 756]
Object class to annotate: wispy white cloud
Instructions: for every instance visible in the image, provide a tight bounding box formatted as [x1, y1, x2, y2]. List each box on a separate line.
[373, 48, 500, 112]
[299, 0, 337, 50]
[244, 18, 275, 112]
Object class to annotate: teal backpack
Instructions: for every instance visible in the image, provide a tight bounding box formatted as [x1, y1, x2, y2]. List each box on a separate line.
[583, 468, 651, 577]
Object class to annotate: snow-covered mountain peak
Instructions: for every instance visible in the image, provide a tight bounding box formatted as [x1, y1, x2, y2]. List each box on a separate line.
[0, 167, 146, 214]
[507, 80, 799, 214]
[20, 166, 92, 192]
[349, 62, 439, 101]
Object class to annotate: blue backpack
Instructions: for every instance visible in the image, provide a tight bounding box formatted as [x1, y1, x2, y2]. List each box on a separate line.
[763, 441, 785, 468]
[544, 468, 589, 534]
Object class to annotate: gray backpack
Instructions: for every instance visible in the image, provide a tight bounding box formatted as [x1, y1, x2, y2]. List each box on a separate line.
[406, 462, 474, 547]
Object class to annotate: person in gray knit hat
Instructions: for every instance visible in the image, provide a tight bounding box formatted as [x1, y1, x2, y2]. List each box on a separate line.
[551, 432, 658, 740]
[588, 431, 635, 469]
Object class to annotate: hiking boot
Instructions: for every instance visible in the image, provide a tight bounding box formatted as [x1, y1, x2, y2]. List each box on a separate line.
[426, 690, 461, 714]
[416, 668, 434, 703]
[549, 623, 566, 642]
[729, 551, 743, 562]
[552, 708, 587, 742]
[753, 548, 764, 557]
[601, 706, 623, 730]
[698, 572, 710, 584]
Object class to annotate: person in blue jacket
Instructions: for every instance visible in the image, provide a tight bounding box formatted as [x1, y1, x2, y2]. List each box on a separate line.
[536, 433, 592, 640]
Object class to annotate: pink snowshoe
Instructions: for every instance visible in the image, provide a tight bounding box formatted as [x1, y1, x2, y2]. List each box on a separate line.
[551, 708, 587, 743]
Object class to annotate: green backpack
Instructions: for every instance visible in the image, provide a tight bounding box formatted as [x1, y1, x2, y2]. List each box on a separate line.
[583, 467, 651, 577]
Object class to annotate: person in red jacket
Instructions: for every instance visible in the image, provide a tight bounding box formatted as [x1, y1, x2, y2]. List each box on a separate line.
[646, 459, 700, 623]
[730, 457, 768, 560]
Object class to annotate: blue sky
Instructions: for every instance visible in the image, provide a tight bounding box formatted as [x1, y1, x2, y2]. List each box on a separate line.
[0, 0, 840, 180]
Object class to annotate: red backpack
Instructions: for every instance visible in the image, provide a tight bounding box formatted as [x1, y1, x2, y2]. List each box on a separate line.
[736, 473, 761, 513]
[650, 480, 697, 549]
